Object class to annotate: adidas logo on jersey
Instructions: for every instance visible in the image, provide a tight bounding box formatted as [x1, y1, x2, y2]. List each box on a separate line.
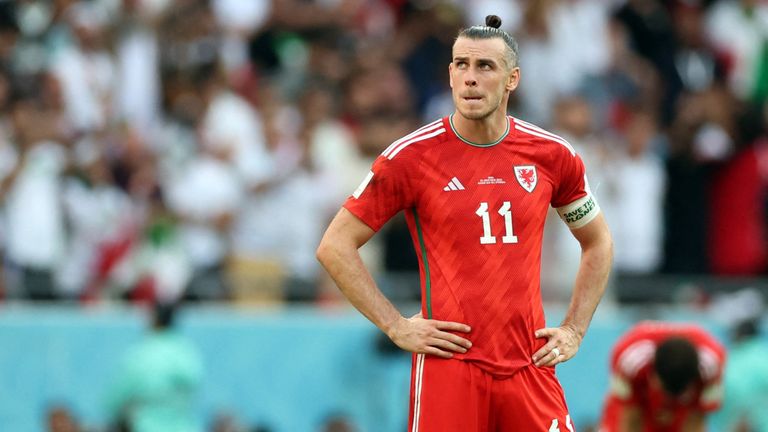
[443, 177, 465, 191]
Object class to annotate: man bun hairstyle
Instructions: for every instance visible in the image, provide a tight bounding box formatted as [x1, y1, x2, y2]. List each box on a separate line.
[485, 14, 502, 29]
[457, 15, 519, 69]
[654, 337, 701, 396]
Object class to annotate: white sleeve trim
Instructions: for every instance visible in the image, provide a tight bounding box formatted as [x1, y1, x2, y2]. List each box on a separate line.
[556, 194, 601, 229]
[608, 374, 632, 400]
[352, 171, 374, 199]
[701, 382, 723, 406]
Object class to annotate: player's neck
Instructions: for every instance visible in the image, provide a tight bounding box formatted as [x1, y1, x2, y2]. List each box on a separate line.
[450, 110, 509, 146]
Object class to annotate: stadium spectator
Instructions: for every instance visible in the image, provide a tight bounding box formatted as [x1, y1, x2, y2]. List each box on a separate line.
[544, 94, 617, 300]
[607, 108, 666, 275]
[663, 86, 737, 274]
[515, 0, 610, 125]
[106, 302, 204, 432]
[714, 317, 768, 432]
[57, 149, 135, 300]
[3, 81, 69, 300]
[46, 404, 81, 432]
[705, 0, 768, 102]
[49, 1, 114, 134]
[321, 414, 357, 432]
[231, 82, 340, 301]
[613, 0, 679, 125]
[711, 289, 768, 432]
[707, 102, 768, 275]
[113, 0, 165, 137]
[599, 321, 726, 432]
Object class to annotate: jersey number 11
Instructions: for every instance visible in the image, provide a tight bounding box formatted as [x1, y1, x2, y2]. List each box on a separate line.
[475, 201, 518, 244]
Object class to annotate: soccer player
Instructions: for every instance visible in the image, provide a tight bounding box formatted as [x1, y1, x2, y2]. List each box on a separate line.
[599, 321, 727, 432]
[317, 15, 613, 431]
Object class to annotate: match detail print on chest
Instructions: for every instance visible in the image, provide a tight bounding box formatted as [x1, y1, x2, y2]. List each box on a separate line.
[435, 161, 541, 246]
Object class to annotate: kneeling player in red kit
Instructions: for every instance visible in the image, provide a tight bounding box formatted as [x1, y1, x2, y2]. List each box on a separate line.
[599, 321, 726, 432]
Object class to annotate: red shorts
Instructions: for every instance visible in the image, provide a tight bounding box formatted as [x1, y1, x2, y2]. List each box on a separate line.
[408, 354, 575, 432]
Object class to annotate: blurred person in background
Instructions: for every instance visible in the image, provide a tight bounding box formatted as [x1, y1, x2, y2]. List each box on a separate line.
[663, 86, 737, 274]
[318, 14, 612, 431]
[106, 302, 203, 432]
[705, 0, 768, 103]
[613, 0, 679, 126]
[2, 76, 70, 300]
[57, 147, 135, 301]
[515, 0, 611, 126]
[607, 107, 666, 276]
[599, 321, 726, 432]
[117, 187, 192, 304]
[113, 0, 166, 137]
[231, 82, 340, 301]
[46, 403, 81, 432]
[543, 94, 617, 301]
[161, 61, 262, 302]
[711, 289, 768, 432]
[49, 1, 115, 135]
[707, 100, 768, 275]
[320, 413, 357, 432]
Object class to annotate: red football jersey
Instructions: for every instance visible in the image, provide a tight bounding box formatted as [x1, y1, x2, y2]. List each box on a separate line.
[344, 115, 599, 376]
[599, 321, 727, 432]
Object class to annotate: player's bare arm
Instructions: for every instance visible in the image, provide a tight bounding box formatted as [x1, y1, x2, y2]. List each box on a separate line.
[533, 212, 612, 367]
[317, 208, 473, 358]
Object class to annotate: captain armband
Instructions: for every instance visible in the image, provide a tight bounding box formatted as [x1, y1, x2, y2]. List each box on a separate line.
[556, 194, 600, 229]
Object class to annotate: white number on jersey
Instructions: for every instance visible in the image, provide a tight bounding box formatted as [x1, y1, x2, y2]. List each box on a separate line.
[548, 415, 575, 432]
[475, 201, 519, 244]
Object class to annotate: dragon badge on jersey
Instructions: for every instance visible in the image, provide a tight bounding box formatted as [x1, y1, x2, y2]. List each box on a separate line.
[514, 165, 537, 193]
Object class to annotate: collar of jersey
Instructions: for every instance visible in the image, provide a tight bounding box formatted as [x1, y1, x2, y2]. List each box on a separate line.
[448, 114, 510, 147]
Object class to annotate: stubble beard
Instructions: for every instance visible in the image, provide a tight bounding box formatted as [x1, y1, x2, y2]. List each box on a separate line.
[457, 94, 503, 121]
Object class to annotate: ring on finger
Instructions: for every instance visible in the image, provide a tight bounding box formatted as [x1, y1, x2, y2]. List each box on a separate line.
[551, 347, 561, 358]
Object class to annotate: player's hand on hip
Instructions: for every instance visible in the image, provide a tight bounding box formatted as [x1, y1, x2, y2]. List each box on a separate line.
[387, 312, 472, 358]
[532, 325, 582, 367]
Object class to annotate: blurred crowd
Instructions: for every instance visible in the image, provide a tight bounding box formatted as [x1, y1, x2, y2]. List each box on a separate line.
[0, 0, 766, 305]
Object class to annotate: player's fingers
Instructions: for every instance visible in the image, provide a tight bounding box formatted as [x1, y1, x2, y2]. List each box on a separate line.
[538, 349, 565, 367]
[423, 346, 453, 359]
[532, 342, 561, 366]
[433, 320, 471, 333]
[428, 337, 468, 354]
[534, 327, 558, 339]
[434, 331, 473, 350]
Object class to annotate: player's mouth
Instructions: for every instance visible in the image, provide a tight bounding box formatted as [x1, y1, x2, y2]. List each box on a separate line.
[463, 95, 483, 102]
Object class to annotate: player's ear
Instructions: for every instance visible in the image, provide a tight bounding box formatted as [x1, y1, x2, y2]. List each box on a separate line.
[448, 62, 455, 89]
[506, 67, 520, 92]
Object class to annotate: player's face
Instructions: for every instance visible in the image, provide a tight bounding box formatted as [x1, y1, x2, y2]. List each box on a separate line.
[449, 37, 520, 121]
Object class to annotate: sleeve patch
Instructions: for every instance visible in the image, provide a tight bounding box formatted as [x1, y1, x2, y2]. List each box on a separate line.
[352, 170, 374, 199]
[556, 194, 600, 229]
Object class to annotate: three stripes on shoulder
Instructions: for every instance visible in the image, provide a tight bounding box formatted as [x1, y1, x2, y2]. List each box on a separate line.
[381, 119, 445, 160]
[380, 117, 576, 161]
